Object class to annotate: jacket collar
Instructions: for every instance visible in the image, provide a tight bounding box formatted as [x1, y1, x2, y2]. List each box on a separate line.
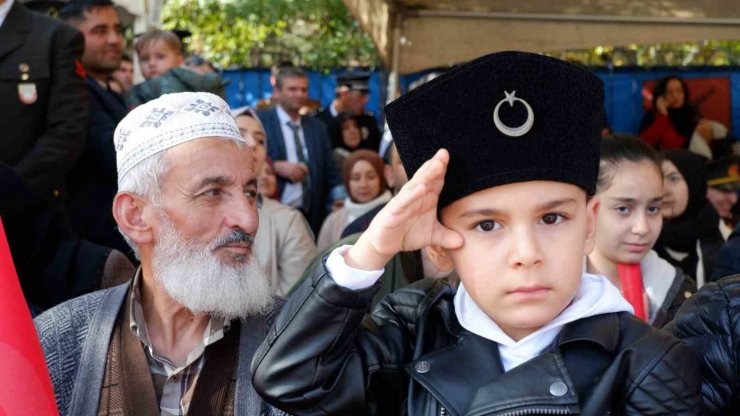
[405, 287, 622, 416]
[0, 1, 31, 61]
[442, 277, 622, 352]
[557, 312, 620, 352]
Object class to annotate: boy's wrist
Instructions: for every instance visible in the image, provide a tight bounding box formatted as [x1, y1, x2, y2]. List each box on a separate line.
[345, 238, 393, 271]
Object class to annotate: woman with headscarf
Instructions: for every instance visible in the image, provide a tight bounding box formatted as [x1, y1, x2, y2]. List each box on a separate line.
[639, 76, 727, 158]
[332, 113, 364, 170]
[316, 150, 391, 251]
[655, 149, 725, 286]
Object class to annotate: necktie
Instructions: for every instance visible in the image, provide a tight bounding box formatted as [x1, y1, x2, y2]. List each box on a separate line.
[288, 122, 311, 210]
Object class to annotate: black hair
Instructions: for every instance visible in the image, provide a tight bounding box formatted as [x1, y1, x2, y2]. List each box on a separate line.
[275, 66, 306, 89]
[597, 133, 662, 192]
[60, 0, 115, 21]
[650, 75, 701, 140]
[121, 53, 132, 63]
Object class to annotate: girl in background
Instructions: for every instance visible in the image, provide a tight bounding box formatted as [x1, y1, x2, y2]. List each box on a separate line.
[587, 134, 694, 326]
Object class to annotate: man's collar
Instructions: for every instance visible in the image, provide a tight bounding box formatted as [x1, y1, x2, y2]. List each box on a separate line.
[330, 100, 340, 117]
[0, 0, 15, 29]
[276, 104, 299, 125]
[128, 268, 230, 355]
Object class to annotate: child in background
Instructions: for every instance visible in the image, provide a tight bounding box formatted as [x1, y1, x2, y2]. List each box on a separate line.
[126, 30, 226, 108]
[135, 30, 184, 80]
[587, 134, 695, 327]
[251, 51, 702, 415]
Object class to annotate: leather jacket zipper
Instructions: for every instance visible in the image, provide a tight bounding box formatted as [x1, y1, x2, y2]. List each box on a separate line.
[467, 406, 572, 416]
[495, 409, 570, 416]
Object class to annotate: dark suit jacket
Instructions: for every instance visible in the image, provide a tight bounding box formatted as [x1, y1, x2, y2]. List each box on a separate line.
[0, 2, 87, 199]
[258, 107, 343, 234]
[0, 162, 113, 311]
[67, 76, 130, 257]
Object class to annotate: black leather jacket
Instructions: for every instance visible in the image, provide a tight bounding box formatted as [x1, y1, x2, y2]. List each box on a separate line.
[668, 274, 740, 414]
[252, 262, 703, 415]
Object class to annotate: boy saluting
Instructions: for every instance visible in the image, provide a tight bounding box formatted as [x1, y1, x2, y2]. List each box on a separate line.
[251, 52, 702, 415]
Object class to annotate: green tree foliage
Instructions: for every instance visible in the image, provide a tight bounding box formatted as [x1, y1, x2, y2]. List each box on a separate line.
[557, 41, 740, 67]
[161, 0, 379, 70]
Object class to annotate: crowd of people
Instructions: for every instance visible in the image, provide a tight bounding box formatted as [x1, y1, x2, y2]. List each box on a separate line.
[3, 0, 740, 414]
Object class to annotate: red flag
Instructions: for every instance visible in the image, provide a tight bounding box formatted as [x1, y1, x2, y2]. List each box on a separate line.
[617, 263, 647, 321]
[0, 217, 58, 415]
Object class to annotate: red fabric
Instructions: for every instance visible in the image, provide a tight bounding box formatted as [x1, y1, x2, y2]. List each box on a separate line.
[0, 217, 59, 416]
[74, 60, 86, 79]
[639, 113, 686, 149]
[618, 263, 646, 321]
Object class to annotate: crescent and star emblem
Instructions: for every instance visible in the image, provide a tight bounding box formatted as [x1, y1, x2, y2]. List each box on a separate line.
[492, 91, 534, 137]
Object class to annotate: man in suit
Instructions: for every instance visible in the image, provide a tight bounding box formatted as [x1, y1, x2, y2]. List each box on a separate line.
[315, 72, 381, 152]
[61, 0, 130, 257]
[258, 66, 344, 235]
[0, 0, 87, 201]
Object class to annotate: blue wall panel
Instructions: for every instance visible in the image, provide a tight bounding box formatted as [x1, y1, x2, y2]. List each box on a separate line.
[223, 67, 740, 139]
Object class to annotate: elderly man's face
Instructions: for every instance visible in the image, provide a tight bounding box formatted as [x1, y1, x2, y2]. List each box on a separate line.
[156, 137, 259, 265]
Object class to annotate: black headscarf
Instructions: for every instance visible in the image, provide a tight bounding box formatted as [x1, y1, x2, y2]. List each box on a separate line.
[639, 76, 701, 146]
[655, 150, 719, 275]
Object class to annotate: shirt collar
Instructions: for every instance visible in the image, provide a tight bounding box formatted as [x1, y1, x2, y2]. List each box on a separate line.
[0, 0, 15, 28]
[128, 268, 230, 370]
[276, 104, 299, 126]
[453, 272, 632, 371]
[330, 101, 339, 117]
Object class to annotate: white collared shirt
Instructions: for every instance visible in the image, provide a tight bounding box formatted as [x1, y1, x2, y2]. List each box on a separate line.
[453, 274, 632, 371]
[329, 101, 340, 117]
[0, 0, 15, 28]
[275, 105, 309, 208]
[325, 246, 633, 372]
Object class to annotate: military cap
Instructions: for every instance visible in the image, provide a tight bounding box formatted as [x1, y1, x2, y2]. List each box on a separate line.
[385, 51, 604, 209]
[707, 155, 740, 191]
[337, 72, 370, 93]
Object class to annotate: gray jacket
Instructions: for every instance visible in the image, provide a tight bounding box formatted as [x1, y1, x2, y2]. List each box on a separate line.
[34, 282, 284, 415]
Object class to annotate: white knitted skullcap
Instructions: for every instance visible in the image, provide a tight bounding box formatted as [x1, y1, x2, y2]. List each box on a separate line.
[114, 92, 245, 183]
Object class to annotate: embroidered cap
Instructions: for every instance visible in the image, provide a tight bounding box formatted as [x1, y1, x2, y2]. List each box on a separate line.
[385, 51, 604, 209]
[114, 92, 245, 183]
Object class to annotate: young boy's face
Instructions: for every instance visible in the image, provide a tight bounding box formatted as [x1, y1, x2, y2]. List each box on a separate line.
[437, 181, 598, 341]
[139, 39, 184, 80]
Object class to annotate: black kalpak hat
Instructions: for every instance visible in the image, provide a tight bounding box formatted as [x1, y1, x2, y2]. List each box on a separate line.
[385, 51, 604, 209]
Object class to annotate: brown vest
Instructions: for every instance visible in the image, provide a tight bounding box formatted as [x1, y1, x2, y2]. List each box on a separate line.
[97, 297, 240, 416]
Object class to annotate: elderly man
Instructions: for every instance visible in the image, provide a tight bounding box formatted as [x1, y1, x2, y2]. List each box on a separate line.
[35, 92, 285, 416]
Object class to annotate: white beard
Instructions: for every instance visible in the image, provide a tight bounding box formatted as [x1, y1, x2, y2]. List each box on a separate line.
[151, 214, 274, 321]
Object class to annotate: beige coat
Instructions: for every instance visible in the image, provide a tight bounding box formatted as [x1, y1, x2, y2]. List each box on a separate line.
[316, 208, 350, 252]
[255, 197, 317, 297]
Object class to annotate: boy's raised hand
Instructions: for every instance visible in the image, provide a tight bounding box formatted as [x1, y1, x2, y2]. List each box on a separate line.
[345, 149, 463, 271]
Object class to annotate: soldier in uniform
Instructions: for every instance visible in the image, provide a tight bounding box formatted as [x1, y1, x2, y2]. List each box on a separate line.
[316, 72, 381, 152]
[0, 0, 87, 201]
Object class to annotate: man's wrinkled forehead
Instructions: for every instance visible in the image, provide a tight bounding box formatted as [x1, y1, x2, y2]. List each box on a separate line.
[162, 138, 254, 187]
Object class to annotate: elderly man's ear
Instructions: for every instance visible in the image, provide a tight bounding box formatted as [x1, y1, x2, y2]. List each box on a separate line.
[112, 192, 156, 247]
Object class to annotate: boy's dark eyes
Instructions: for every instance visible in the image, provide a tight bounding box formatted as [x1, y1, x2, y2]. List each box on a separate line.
[540, 213, 565, 225]
[475, 220, 500, 232]
[616, 206, 630, 214]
